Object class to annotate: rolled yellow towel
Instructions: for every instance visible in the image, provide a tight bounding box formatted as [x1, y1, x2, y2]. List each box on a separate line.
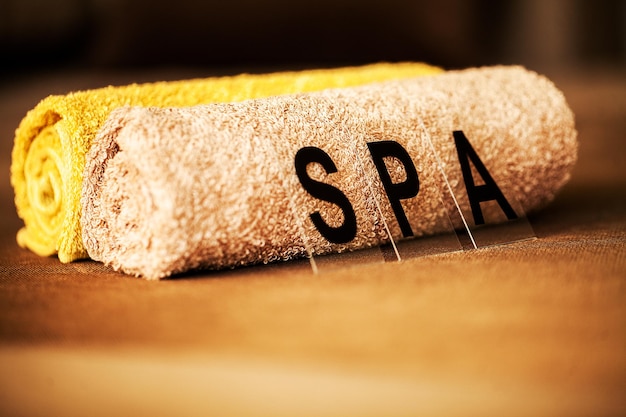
[81, 66, 577, 279]
[10, 62, 442, 263]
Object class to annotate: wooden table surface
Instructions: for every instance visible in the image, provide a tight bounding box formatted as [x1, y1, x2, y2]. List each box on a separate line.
[1, 67, 624, 417]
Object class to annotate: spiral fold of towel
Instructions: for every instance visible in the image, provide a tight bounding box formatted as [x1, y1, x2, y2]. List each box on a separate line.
[81, 66, 577, 279]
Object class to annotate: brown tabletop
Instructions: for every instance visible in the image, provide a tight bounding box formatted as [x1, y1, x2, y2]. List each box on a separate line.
[1, 68, 625, 417]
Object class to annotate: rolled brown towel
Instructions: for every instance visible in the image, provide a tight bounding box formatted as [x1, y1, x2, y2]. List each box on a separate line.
[81, 66, 577, 279]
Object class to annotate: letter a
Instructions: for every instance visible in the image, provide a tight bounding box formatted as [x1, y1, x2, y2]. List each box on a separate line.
[453, 130, 517, 225]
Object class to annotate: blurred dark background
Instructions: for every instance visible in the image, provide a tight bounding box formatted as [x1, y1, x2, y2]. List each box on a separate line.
[0, 0, 624, 82]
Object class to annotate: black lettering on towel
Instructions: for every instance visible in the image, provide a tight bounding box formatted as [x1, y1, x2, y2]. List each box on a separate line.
[294, 147, 357, 244]
[453, 130, 517, 225]
[367, 140, 420, 238]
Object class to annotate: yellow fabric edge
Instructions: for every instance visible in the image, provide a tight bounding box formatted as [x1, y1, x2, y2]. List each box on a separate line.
[10, 62, 443, 263]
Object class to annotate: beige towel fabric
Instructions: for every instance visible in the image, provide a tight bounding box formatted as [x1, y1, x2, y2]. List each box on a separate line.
[82, 66, 577, 279]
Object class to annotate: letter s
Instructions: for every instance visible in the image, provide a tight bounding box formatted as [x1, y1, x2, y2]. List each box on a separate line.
[294, 147, 357, 244]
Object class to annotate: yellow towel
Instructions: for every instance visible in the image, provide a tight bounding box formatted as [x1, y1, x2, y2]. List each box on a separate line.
[10, 62, 442, 263]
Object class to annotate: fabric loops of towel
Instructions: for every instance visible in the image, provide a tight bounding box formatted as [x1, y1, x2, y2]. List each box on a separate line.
[81, 66, 577, 279]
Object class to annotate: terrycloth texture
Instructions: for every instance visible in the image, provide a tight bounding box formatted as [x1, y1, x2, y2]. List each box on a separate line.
[82, 66, 577, 279]
[10, 62, 442, 263]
